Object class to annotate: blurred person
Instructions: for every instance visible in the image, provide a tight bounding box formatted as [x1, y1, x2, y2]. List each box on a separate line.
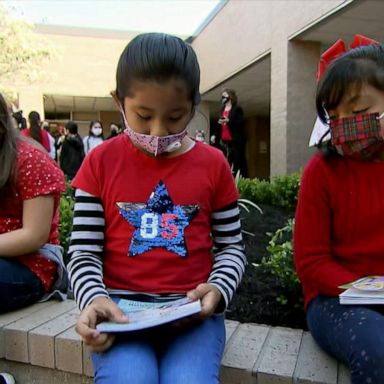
[83, 120, 104, 155]
[12, 110, 27, 131]
[106, 122, 121, 140]
[59, 121, 85, 180]
[42, 120, 56, 160]
[21, 111, 51, 153]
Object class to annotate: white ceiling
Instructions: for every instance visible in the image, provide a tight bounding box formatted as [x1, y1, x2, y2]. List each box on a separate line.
[203, 55, 271, 118]
[296, 0, 383, 44]
[44, 94, 115, 114]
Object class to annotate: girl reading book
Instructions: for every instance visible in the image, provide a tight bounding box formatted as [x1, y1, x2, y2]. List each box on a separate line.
[294, 36, 384, 383]
[68, 32, 246, 384]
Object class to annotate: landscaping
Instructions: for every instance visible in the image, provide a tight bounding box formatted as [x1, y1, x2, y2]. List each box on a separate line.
[59, 172, 306, 330]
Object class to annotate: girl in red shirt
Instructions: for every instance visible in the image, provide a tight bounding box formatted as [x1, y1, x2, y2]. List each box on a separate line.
[68, 33, 246, 384]
[294, 37, 384, 383]
[20, 110, 51, 153]
[0, 93, 67, 312]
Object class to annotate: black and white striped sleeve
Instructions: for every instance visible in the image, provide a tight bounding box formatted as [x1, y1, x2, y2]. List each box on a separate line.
[67, 189, 108, 310]
[208, 201, 247, 310]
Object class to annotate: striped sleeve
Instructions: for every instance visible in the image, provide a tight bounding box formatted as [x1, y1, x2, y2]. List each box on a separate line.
[67, 189, 109, 310]
[208, 200, 247, 311]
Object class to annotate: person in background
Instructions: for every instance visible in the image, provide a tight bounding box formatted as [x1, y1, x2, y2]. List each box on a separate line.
[59, 121, 85, 180]
[67, 32, 246, 384]
[21, 111, 51, 153]
[42, 121, 56, 160]
[12, 110, 27, 131]
[83, 120, 104, 155]
[294, 36, 384, 383]
[106, 122, 121, 140]
[0, 93, 68, 383]
[218, 89, 248, 177]
[195, 129, 206, 143]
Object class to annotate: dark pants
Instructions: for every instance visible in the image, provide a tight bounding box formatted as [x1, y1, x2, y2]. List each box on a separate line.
[220, 140, 248, 177]
[307, 295, 384, 384]
[0, 258, 45, 314]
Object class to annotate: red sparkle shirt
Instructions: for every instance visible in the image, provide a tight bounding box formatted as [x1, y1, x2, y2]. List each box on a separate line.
[0, 141, 66, 290]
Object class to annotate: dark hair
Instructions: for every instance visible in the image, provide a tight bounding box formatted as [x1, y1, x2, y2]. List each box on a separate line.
[28, 111, 42, 143]
[222, 88, 238, 105]
[316, 44, 384, 123]
[12, 110, 27, 130]
[89, 120, 103, 137]
[116, 33, 201, 106]
[0, 93, 19, 194]
[65, 121, 78, 135]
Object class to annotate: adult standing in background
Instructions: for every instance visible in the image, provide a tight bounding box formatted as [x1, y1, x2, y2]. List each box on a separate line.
[59, 121, 85, 180]
[218, 89, 248, 177]
[21, 111, 51, 153]
[83, 120, 104, 155]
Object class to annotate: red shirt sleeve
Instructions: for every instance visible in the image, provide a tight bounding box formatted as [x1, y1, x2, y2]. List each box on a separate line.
[294, 154, 359, 302]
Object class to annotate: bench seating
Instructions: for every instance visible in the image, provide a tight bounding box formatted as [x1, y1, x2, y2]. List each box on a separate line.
[0, 300, 351, 384]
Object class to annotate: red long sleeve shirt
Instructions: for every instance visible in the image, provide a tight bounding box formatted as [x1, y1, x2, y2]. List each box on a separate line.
[294, 152, 384, 309]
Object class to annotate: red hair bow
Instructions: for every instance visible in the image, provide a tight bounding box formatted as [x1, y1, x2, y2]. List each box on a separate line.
[317, 34, 379, 81]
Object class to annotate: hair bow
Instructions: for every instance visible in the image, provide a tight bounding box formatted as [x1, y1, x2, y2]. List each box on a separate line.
[317, 34, 379, 81]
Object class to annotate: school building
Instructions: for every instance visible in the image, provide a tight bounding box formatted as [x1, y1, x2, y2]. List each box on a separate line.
[15, 0, 383, 178]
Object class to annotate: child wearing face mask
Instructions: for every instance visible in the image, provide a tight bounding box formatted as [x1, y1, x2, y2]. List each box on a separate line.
[67, 33, 246, 384]
[294, 36, 384, 383]
[83, 120, 104, 155]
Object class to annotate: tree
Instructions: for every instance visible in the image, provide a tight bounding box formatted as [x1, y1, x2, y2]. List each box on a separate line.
[0, 3, 54, 102]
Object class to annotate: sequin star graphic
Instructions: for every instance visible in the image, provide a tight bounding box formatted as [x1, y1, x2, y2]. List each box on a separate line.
[117, 180, 199, 257]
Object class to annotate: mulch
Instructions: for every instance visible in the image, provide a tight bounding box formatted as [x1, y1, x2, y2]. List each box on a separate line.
[226, 203, 307, 330]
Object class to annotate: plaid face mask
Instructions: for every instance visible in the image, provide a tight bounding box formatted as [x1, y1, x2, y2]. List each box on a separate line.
[330, 112, 384, 158]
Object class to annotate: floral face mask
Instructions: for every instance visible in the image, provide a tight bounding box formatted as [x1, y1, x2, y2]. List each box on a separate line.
[114, 98, 191, 156]
[330, 112, 384, 158]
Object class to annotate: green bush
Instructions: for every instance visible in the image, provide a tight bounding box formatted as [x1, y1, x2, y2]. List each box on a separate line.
[256, 218, 303, 307]
[237, 172, 301, 210]
[59, 181, 74, 264]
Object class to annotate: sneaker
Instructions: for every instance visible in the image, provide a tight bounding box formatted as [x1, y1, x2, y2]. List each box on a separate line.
[0, 373, 15, 384]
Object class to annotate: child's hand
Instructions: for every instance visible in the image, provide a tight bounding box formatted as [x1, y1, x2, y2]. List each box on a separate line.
[187, 283, 222, 319]
[75, 296, 128, 353]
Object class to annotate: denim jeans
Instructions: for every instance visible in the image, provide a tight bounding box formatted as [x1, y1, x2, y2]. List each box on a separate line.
[91, 313, 225, 384]
[307, 295, 384, 384]
[0, 258, 44, 314]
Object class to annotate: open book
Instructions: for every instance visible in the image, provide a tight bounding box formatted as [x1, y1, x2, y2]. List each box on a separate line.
[339, 276, 384, 305]
[96, 297, 201, 333]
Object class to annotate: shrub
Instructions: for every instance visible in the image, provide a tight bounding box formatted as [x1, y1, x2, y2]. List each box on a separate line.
[237, 172, 301, 210]
[255, 218, 303, 308]
[59, 181, 74, 264]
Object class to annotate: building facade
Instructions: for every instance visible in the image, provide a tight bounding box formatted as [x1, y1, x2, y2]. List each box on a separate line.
[15, 0, 384, 177]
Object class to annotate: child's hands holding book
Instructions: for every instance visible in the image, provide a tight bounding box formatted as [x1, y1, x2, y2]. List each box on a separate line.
[187, 283, 222, 319]
[76, 296, 128, 352]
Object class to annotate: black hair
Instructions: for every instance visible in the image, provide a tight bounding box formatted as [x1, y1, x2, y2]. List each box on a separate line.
[316, 44, 384, 123]
[0, 93, 19, 194]
[28, 111, 42, 143]
[88, 120, 103, 138]
[65, 121, 78, 135]
[116, 33, 201, 107]
[12, 110, 27, 130]
[315, 43, 384, 155]
[222, 88, 238, 105]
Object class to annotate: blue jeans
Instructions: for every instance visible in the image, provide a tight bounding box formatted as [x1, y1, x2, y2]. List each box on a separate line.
[0, 258, 44, 313]
[307, 295, 384, 384]
[91, 314, 225, 384]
